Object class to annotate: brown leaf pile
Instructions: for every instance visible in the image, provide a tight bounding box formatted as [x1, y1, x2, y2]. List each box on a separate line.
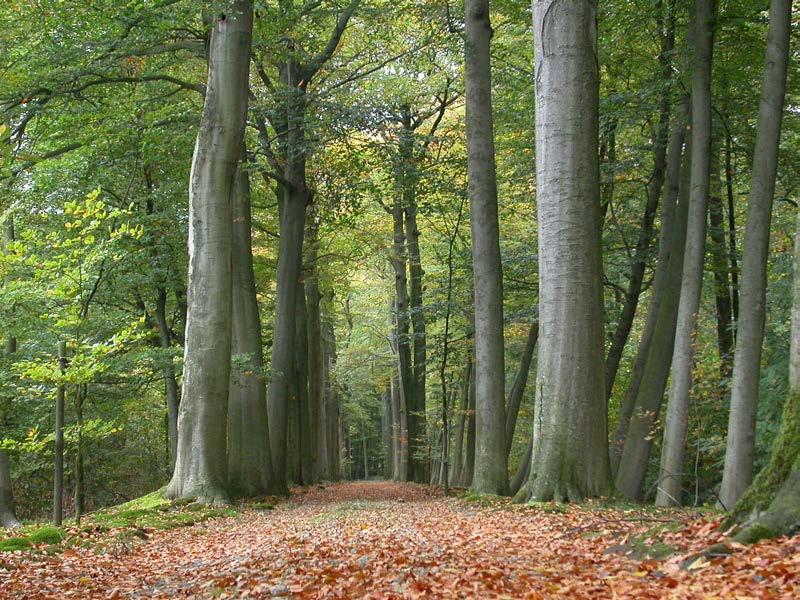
[0, 481, 797, 598]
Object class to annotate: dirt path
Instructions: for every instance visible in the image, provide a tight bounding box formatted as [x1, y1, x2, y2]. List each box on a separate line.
[0, 481, 797, 598]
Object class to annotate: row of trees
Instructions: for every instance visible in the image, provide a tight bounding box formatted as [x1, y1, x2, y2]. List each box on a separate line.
[0, 0, 798, 543]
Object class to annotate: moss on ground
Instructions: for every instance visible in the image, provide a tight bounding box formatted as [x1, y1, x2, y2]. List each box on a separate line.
[0, 487, 239, 556]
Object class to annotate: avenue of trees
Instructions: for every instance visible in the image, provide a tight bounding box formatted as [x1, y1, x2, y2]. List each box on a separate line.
[0, 0, 798, 544]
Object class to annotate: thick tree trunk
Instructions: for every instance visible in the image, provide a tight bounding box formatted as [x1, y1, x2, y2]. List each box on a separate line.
[708, 145, 734, 377]
[657, 0, 715, 507]
[611, 99, 689, 476]
[267, 55, 310, 493]
[720, 0, 791, 510]
[615, 126, 692, 499]
[154, 287, 180, 471]
[166, 4, 252, 504]
[504, 321, 538, 457]
[518, 0, 611, 503]
[465, 0, 509, 496]
[227, 159, 274, 497]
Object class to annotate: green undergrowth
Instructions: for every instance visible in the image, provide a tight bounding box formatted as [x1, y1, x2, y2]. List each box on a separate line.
[0, 488, 240, 557]
[458, 491, 509, 508]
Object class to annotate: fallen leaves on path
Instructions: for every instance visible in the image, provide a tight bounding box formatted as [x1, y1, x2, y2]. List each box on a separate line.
[0, 481, 797, 598]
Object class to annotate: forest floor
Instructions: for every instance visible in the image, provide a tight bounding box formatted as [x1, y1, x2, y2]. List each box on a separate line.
[0, 481, 797, 599]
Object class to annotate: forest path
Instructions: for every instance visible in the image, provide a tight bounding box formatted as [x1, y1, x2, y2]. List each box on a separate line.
[1, 481, 797, 598]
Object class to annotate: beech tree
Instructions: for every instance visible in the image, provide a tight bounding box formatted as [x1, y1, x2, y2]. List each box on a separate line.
[166, 2, 254, 503]
[719, 0, 792, 509]
[464, 0, 509, 496]
[517, 0, 611, 502]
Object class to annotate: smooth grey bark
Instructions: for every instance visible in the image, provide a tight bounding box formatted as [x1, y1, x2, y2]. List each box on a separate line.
[465, 0, 509, 496]
[322, 317, 341, 479]
[167, 4, 253, 504]
[227, 159, 274, 497]
[719, 0, 792, 510]
[264, 2, 357, 491]
[267, 97, 307, 494]
[611, 99, 689, 476]
[390, 195, 416, 482]
[294, 275, 314, 484]
[0, 450, 18, 528]
[53, 340, 66, 525]
[510, 438, 533, 496]
[450, 356, 471, 486]
[154, 287, 179, 470]
[305, 213, 325, 481]
[382, 385, 393, 479]
[605, 1, 676, 401]
[504, 320, 538, 457]
[615, 131, 691, 499]
[727, 208, 800, 543]
[657, 0, 716, 507]
[462, 368, 476, 488]
[390, 374, 406, 480]
[404, 188, 427, 483]
[518, 0, 611, 502]
[724, 131, 740, 324]
[396, 108, 428, 482]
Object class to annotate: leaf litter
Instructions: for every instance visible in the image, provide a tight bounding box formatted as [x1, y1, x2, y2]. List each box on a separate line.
[0, 481, 796, 598]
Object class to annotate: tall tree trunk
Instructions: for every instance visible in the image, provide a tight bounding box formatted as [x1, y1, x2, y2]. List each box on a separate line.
[166, 4, 252, 503]
[518, 0, 611, 503]
[390, 374, 406, 480]
[611, 99, 689, 476]
[605, 1, 676, 400]
[53, 341, 66, 525]
[450, 356, 471, 487]
[462, 367, 477, 488]
[708, 143, 734, 377]
[295, 275, 314, 484]
[657, 0, 716, 507]
[724, 130, 740, 324]
[615, 124, 692, 499]
[504, 320, 538, 457]
[154, 287, 180, 471]
[404, 191, 427, 483]
[465, 0, 509, 496]
[719, 0, 791, 510]
[267, 77, 308, 493]
[727, 207, 800, 542]
[322, 318, 341, 479]
[382, 385, 393, 479]
[391, 195, 415, 481]
[74, 384, 85, 522]
[305, 214, 325, 482]
[227, 157, 274, 497]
